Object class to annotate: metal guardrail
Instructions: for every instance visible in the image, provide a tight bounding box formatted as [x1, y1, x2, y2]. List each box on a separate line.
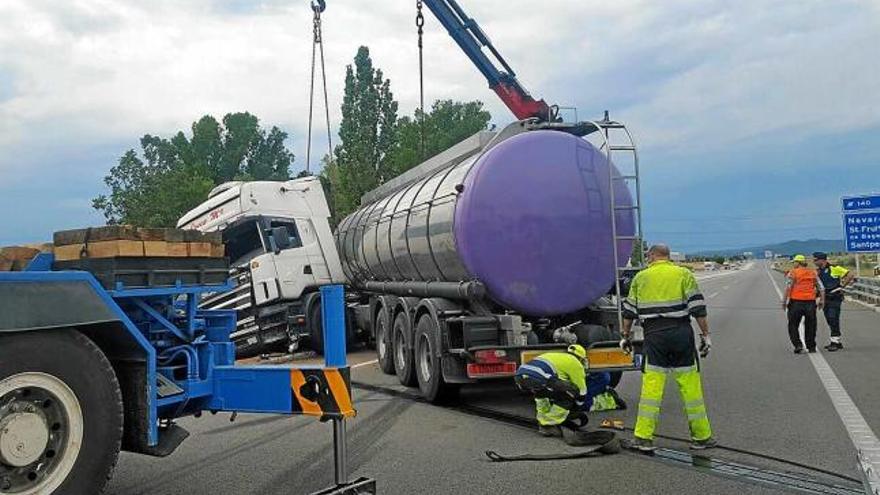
[846, 277, 880, 307]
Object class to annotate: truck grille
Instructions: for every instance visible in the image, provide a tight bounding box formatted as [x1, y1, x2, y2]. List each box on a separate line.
[200, 269, 256, 335]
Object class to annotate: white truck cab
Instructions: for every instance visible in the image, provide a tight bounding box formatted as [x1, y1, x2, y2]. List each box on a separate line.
[178, 176, 345, 355]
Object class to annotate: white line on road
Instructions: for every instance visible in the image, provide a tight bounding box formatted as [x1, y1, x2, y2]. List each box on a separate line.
[766, 268, 880, 492]
[708, 292, 719, 299]
[352, 359, 379, 369]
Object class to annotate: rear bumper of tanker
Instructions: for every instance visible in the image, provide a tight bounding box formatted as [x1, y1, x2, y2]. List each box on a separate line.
[447, 342, 642, 382]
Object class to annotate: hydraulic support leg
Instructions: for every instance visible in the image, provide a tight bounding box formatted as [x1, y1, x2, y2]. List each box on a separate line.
[310, 285, 376, 495]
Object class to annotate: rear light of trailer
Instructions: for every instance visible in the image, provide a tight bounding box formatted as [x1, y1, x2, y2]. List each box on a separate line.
[473, 349, 508, 363]
[467, 362, 517, 378]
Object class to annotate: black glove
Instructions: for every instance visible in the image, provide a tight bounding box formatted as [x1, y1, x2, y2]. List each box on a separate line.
[699, 335, 712, 358]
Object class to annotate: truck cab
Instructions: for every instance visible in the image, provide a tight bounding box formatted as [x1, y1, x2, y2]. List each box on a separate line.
[177, 176, 345, 355]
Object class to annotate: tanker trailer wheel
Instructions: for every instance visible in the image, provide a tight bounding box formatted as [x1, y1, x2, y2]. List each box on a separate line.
[574, 324, 622, 388]
[374, 310, 395, 375]
[0, 330, 123, 495]
[414, 314, 459, 403]
[392, 312, 417, 387]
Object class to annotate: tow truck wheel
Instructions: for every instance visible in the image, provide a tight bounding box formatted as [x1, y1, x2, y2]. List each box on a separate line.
[392, 312, 417, 387]
[0, 330, 123, 495]
[414, 314, 459, 403]
[374, 310, 395, 375]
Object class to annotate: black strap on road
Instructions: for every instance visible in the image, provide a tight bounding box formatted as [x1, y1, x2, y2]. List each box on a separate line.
[485, 430, 620, 462]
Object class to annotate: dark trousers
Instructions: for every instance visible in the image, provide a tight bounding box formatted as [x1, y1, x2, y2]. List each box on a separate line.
[787, 300, 817, 350]
[823, 299, 843, 339]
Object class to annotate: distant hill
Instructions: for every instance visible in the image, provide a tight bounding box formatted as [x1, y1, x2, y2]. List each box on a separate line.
[691, 239, 844, 257]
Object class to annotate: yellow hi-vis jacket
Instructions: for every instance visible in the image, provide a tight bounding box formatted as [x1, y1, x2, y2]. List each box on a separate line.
[530, 352, 587, 400]
[622, 260, 707, 321]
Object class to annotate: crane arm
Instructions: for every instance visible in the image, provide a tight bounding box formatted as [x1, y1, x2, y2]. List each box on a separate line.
[422, 0, 554, 122]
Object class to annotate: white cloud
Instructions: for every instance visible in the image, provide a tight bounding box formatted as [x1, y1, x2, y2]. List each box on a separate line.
[0, 0, 877, 244]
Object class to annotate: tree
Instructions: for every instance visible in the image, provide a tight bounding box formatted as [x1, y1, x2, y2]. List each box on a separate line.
[388, 99, 491, 178]
[332, 46, 399, 220]
[93, 112, 294, 226]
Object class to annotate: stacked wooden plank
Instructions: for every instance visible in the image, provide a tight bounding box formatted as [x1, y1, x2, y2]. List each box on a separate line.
[53, 226, 224, 261]
[0, 246, 45, 271]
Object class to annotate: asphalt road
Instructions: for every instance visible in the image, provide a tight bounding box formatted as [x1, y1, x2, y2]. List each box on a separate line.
[107, 262, 880, 494]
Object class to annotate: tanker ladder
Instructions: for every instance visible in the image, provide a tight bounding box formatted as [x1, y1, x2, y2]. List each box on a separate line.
[587, 112, 644, 334]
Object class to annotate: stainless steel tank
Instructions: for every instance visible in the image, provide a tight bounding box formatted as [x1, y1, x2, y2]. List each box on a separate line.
[335, 129, 635, 316]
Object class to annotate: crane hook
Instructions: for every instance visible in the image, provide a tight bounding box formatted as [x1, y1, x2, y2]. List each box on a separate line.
[311, 0, 325, 13]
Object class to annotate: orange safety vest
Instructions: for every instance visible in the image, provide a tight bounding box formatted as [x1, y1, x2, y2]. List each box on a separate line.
[789, 267, 818, 301]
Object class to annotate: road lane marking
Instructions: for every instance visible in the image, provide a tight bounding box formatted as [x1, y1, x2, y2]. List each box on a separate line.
[708, 292, 719, 299]
[352, 359, 379, 369]
[767, 268, 880, 493]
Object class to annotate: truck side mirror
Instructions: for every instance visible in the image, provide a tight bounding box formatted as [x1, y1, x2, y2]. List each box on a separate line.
[271, 226, 292, 252]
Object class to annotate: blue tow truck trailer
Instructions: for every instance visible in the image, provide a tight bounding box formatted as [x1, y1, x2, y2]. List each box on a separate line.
[0, 252, 373, 494]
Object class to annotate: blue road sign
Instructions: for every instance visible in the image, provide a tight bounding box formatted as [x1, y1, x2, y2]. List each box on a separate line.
[843, 211, 880, 253]
[842, 194, 880, 212]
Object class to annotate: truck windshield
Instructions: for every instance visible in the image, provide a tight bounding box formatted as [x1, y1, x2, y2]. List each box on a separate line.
[223, 221, 265, 262]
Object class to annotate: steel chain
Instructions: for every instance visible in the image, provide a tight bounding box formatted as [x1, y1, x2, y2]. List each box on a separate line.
[416, 0, 426, 159]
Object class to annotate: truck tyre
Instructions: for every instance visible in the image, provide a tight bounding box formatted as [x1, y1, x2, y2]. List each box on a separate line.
[308, 301, 325, 355]
[0, 330, 123, 495]
[414, 314, 459, 403]
[374, 310, 395, 375]
[308, 299, 356, 356]
[392, 312, 417, 387]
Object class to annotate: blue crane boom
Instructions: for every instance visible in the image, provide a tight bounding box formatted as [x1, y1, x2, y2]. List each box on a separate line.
[422, 0, 554, 121]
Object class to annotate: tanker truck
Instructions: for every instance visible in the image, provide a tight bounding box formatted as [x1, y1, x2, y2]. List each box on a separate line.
[180, 117, 644, 402]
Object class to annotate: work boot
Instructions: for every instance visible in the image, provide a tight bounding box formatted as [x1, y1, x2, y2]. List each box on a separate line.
[690, 437, 718, 450]
[793, 346, 804, 354]
[632, 437, 656, 452]
[538, 425, 562, 437]
[807, 348, 817, 354]
[824, 342, 843, 352]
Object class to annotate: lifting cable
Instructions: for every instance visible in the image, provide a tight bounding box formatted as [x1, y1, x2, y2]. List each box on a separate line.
[306, 0, 333, 174]
[416, 0, 426, 160]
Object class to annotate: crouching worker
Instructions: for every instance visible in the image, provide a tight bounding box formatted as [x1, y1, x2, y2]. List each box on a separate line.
[515, 344, 611, 437]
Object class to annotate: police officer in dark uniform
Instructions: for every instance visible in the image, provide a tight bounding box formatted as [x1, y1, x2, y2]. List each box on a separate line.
[813, 252, 856, 351]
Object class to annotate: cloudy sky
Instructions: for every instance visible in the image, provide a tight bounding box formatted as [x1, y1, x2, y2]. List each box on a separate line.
[1, 0, 878, 252]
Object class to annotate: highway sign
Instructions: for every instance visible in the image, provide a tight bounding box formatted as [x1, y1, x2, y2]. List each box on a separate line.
[843, 211, 880, 253]
[842, 194, 880, 212]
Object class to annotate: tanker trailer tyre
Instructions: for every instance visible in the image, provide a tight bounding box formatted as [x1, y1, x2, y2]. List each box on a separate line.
[414, 314, 459, 403]
[392, 312, 417, 387]
[0, 330, 123, 495]
[374, 310, 395, 375]
[574, 324, 622, 387]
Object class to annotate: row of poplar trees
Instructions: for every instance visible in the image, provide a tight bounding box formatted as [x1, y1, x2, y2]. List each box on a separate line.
[93, 46, 491, 227]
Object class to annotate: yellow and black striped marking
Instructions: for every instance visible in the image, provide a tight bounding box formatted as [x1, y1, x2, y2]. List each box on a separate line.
[290, 367, 356, 420]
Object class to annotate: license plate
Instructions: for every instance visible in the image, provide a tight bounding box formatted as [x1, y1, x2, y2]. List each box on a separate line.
[587, 347, 635, 369]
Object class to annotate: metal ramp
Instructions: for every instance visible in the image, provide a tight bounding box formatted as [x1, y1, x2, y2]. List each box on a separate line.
[583, 111, 644, 332]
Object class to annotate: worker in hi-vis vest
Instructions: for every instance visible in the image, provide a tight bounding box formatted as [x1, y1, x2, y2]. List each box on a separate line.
[812, 252, 854, 352]
[783, 254, 825, 354]
[621, 244, 717, 451]
[514, 344, 610, 437]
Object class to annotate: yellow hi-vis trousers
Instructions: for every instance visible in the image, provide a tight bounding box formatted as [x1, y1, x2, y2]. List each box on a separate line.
[634, 363, 713, 441]
[535, 398, 570, 426]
